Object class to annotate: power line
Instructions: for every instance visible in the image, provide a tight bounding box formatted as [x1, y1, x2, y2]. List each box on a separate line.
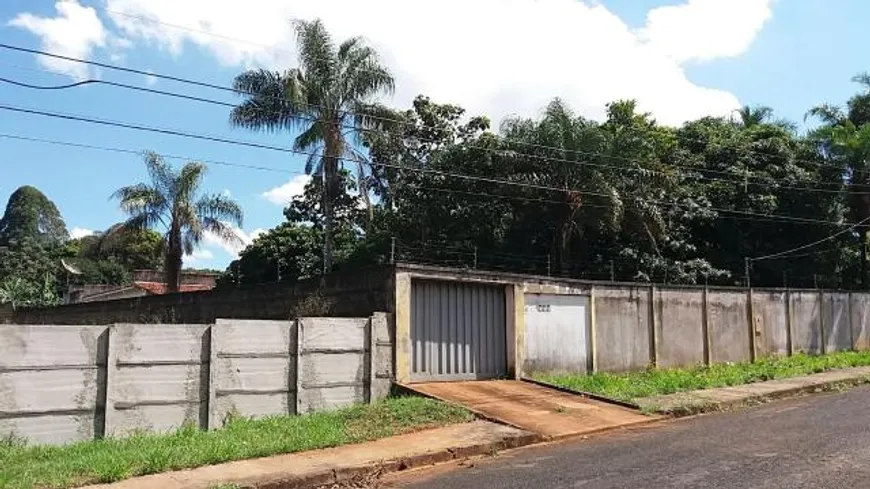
[0, 42, 861, 191]
[0, 76, 238, 109]
[0, 130, 844, 228]
[1, 72, 864, 197]
[0, 102, 858, 227]
[0, 133, 295, 175]
[751, 216, 870, 262]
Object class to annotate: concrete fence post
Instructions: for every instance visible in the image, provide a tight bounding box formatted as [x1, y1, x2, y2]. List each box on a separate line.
[702, 286, 711, 366]
[747, 287, 757, 363]
[294, 319, 303, 415]
[649, 285, 659, 368]
[367, 316, 375, 404]
[206, 325, 218, 430]
[785, 290, 794, 356]
[819, 291, 827, 355]
[848, 292, 856, 351]
[589, 286, 598, 373]
[103, 325, 118, 438]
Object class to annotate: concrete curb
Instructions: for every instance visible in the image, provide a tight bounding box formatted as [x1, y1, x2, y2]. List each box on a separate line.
[250, 431, 545, 489]
[521, 377, 642, 411]
[645, 375, 870, 418]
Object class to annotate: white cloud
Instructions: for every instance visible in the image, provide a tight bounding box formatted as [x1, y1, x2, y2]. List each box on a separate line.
[101, 0, 773, 125]
[144, 73, 158, 86]
[262, 175, 311, 206]
[10, 0, 109, 80]
[637, 0, 773, 63]
[184, 248, 214, 265]
[204, 224, 266, 258]
[69, 227, 94, 239]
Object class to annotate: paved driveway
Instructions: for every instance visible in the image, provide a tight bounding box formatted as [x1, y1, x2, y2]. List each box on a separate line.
[389, 386, 870, 489]
[404, 380, 651, 439]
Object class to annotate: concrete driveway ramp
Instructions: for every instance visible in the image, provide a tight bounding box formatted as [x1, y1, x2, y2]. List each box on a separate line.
[405, 380, 652, 439]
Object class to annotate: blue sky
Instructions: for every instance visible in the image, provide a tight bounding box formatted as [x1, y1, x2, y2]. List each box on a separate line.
[0, 0, 868, 270]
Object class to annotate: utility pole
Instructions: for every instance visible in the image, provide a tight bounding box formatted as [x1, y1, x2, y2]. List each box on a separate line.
[390, 237, 396, 265]
[473, 246, 478, 269]
[547, 254, 551, 277]
[610, 260, 615, 282]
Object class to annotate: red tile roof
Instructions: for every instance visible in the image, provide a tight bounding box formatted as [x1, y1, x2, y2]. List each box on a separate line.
[133, 282, 215, 295]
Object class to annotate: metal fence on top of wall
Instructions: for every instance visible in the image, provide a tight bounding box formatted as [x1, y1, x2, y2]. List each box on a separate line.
[0, 314, 394, 445]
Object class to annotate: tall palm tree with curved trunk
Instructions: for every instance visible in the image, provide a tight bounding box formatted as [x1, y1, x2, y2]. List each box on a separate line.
[112, 152, 244, 292]
[230, 19, 394, 272]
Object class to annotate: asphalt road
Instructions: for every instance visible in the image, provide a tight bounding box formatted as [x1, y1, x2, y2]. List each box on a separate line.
[387, 386, 870, 489]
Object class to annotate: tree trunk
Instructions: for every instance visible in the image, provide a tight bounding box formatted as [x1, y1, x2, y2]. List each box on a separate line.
[322, 125, 340, 274]
[165, 226, 182, 293]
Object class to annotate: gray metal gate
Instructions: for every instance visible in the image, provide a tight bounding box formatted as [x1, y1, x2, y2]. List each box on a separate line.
[410, 280, 507, 381]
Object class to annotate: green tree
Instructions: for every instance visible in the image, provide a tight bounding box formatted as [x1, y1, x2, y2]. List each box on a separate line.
[0, 186, 68, 246]
[735, 105, 774, 128]
[230, 19, 394, 272]
[75, 224, 164, 271]
[0, 274, 58, 310]
[807, 73, 870, 287]
[225, 172, 363, 285]
[112, 152, 244, 292]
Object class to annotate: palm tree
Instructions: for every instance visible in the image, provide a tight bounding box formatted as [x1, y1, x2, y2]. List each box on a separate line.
[112, 152, 243, 292]
[735, 105, 774, 128]
[230, 19, 394, 272]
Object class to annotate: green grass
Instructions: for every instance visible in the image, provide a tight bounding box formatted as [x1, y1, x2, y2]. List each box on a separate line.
[0, 396, 472, 489]
[536, 350, 870, 402]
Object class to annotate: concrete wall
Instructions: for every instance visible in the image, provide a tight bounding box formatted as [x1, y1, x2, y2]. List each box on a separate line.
[791, 291, 823, 354]
[393, 266, 870, 379]
[753, 291, 789, 357]
[0, 325, 109, 445]
[824, 293, 852, 353]
[707, 291, 751, 364]
[592, 286, 652, 372]
[7, 267, 393, 325]
[852, 294, 870, 351]
[655, 289, 705, 368]
[1, 315, 393, 445]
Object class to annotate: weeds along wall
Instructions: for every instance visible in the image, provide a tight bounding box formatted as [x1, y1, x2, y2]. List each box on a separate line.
[0, 314, 394, 445]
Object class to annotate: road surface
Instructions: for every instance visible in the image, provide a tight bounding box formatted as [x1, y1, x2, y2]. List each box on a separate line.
[388, 386, 870, 489]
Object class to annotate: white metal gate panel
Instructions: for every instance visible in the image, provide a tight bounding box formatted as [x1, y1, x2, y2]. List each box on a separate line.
[524, 294, 590, 374]
[411, 280, 507, 381]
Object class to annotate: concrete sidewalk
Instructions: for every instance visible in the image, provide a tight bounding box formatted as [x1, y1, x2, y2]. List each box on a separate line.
[635, 366, 870, 415]
[83, 421, 540, 489]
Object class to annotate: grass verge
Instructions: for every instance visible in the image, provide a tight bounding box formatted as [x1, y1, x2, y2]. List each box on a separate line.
[0, 396, 472, 489]
[536, 350, 870, 402]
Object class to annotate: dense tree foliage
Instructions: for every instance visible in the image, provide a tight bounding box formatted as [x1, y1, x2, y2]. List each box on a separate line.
[224, 172, 363, 285]
[63, 225, 164, 285]
[0, 186, 67, 246]
[226, 74, 870, 290]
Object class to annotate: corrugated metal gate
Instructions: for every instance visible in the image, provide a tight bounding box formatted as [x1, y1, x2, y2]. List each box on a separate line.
[410, 280, 507, 382]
